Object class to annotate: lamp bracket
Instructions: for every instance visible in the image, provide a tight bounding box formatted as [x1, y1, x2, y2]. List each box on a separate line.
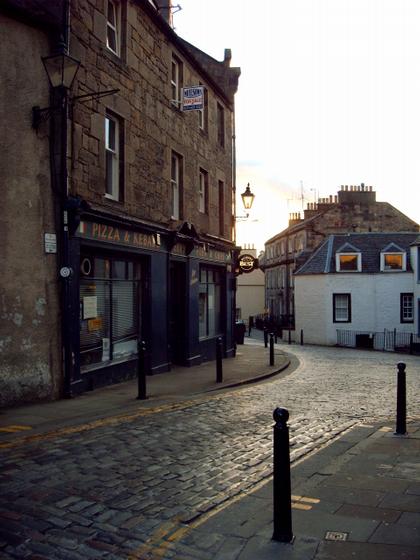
[72, 88, 120, 104]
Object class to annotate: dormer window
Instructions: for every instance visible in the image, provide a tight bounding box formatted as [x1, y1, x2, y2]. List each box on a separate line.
[380, 244, 406, 271]
[336, 253, 361, 272]
[335, 242, 361, 272]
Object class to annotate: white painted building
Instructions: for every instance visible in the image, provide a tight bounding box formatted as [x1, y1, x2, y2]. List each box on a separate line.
[236, 246, 265, 324]
[294, 233, 420, 349]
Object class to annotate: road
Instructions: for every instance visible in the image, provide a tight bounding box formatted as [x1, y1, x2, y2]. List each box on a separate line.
[0, 342, 418, 559]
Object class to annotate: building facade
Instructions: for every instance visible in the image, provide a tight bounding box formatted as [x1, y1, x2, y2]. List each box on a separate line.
[294, 233, 420, 348]
[235, 246, 265, 323]
[0, 0, 240, 406]
[260, 185, 419, 330]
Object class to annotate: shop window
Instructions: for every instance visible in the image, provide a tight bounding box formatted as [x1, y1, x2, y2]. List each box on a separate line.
[105, 112, 123, 200]
[80, 255, 141, 370]
[171, 151, 183, 219]
[106, 0, 120, 56]
[400, 293, 414, 323]
[199, 168, 208, 214]
[199, 267, 222, 339]
[333, 293, 351, 323]
[217, 102, 225, 147]
[171, 54, 183, 108]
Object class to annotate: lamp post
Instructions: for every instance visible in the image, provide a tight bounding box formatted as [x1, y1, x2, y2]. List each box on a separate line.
[34, 48, 80, 398]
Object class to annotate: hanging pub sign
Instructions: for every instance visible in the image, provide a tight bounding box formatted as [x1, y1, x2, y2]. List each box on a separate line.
[182, 86, 204, 111]
[238, 253, 258, 274]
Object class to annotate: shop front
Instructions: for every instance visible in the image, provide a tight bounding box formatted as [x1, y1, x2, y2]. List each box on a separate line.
[66, 216, 236, 395]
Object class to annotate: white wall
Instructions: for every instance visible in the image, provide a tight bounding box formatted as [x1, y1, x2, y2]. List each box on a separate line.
[295, 272, 415, 346]
[411, 245, 420, 335]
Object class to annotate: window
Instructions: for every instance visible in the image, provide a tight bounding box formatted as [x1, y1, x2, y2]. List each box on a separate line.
[199, 168, 208, 213]
[106, 0, 120, 56]
[199, 267, 222, 338]
[333, 293, 351, 323]
[217, 102, 225, 147]
[218, 180, 224, 236]
[336, 253, 361, 272]
[401, 293, 414, 323]
[171, 151, 183, 219]
[105, 113, 122, 200]
[80, 255, 141, 370]
[198, 86, 208, 131]
[381, 253, 406, 271]
[171, 55, 182, 107]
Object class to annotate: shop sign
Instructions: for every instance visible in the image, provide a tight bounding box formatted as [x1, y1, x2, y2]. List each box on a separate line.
[194, 245, 230, 262]
[182, 86, 204, 111]
[77, 221, 157, 250]
[238, 254, 257, 273]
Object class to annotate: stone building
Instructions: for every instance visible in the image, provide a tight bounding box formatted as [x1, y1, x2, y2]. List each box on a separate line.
[0, 0, 240, 406]
[260, 185, 419, 330]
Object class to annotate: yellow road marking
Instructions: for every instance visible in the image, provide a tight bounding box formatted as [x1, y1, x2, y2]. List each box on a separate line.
[0, 425, 32, 433]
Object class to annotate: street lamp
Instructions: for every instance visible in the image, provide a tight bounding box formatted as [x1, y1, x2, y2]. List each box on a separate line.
[32, 52, 80, 129]
[236, 183, 256, 221]
[241, 183, 255, 211]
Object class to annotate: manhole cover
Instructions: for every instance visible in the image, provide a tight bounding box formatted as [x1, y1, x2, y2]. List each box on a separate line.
[325, 531, 348, 541]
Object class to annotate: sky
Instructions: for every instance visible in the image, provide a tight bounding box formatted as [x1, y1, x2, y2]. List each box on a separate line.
[174, 0, 420, 251]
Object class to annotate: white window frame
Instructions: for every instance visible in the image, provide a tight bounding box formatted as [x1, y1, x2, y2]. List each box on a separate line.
[336, 252, 362, 272]
[199, 169, 208, 214]
[198, 85, 208, 131]
[171, 152, 182, 220]
[381, 252, 406, 272]
[106, 0, 120, 56]
[401, 293, 414, 323]
[333, 293, 351, 323]
[105, 114, 120, 200]
[171, 55, 182, 107]
[216, 102, 225, 147]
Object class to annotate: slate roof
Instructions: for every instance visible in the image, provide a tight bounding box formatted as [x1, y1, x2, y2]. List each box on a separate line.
[295, 232, 420, 275]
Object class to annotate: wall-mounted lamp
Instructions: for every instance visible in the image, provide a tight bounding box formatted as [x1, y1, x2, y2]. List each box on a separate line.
[32, 52, 81, 129]
[236, 183, 256, 221]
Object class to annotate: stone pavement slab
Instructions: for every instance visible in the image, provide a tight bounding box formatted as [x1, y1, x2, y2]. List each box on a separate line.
[166, 421, 420, 559]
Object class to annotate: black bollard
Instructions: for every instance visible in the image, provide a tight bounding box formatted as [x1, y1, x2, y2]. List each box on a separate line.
[409, 333, 413, 355]
[300, 329, 303, 346]
[264, 327, 268, 348]
[137, 340, 147, 400]
[288, 329, 291, 345]
[216, 336, 223, 383]
[272, 407, 293, 543]
[395, 362, 407, 435]
[270, 333, 275, 366]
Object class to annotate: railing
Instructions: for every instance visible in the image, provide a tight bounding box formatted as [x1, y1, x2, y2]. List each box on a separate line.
[254, 314, 295, 331]
[337, 329, 420, 353]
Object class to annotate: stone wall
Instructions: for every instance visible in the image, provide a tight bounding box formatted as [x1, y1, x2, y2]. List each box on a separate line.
[0, 14, 62, 406]
[69, 0, 235, 240]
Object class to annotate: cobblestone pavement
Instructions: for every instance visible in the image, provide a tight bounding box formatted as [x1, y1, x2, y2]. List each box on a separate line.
[0, 343, 419, 559]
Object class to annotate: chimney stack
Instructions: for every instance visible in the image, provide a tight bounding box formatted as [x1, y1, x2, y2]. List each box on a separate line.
[158, 1, 173, 27]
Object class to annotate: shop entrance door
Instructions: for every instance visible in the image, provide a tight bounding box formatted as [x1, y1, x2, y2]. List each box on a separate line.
[169, 261, 186, 365]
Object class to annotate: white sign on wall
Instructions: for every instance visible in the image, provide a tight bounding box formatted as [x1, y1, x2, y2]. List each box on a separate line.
[44, 233, 57, 254]
[182, 86, 204, 111]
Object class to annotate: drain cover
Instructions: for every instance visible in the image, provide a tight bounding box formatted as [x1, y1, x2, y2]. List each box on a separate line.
[325, 531, 348, 541]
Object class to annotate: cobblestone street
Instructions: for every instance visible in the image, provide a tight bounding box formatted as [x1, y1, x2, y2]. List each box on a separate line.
[1, 342, 419, 559]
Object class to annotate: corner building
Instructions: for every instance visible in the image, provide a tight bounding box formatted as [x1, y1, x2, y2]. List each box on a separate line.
[0, 0, 240, 404]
